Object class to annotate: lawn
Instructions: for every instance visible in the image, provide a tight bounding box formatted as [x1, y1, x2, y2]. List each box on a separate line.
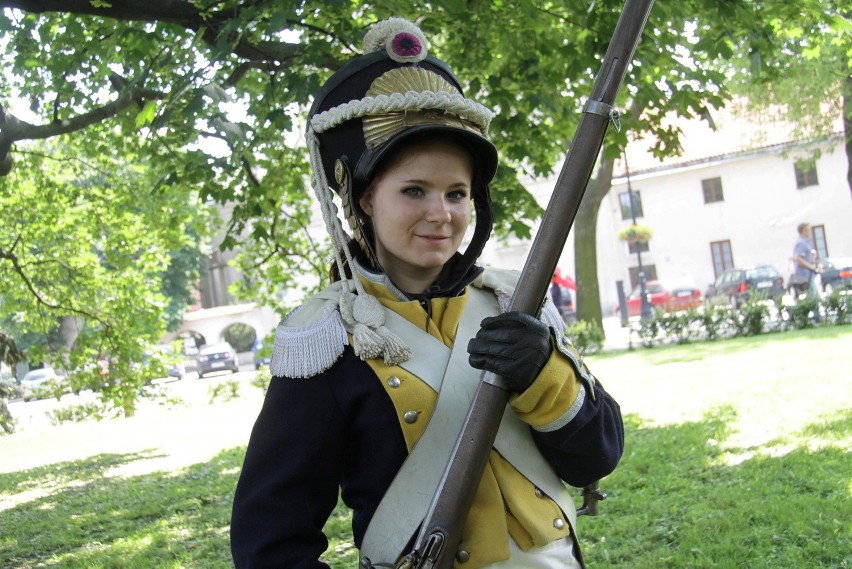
[1, 325, 850, 568]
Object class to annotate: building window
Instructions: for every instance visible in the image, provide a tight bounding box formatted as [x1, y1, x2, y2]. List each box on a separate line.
[811, 224, 828, 259]
[619, 191, 643, 220]
[628, 265, 657, 290]
[702, 177, 724, 203]
[628, 241, 650, 254]
[710, 240, 734, 277]
[794, 161, 818, 188]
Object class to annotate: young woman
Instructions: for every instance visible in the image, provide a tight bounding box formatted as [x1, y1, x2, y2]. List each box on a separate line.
[230, 18, 624, 569]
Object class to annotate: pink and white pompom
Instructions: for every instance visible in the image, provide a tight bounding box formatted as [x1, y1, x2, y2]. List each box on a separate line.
[363, 17, 429, 63]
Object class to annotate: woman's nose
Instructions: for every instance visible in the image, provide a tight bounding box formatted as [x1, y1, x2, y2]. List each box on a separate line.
[424, 195, 451, 222]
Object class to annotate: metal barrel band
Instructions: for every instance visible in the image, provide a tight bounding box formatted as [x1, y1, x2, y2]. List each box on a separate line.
[583, 99, 622, 132]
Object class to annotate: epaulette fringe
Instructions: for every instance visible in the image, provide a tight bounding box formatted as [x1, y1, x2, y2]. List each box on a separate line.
[271, 303, 349, 378]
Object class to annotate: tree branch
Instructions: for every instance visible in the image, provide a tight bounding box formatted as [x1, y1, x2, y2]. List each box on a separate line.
[0, 243, 108, 327]
[0, 1, 345, 175]
[241, 156, 261, 188]
[226, 61, 271, 87]
[4, 87, 163, 141]
[1, 0, 307, 63]
[0, 86, 163, 175]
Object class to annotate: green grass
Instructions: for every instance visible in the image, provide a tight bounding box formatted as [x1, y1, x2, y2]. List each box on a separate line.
[579, 324, 852, 568]
[578, 411, 850, 568]
[1, 325, 850, 568]
[0, 450, 241, 568]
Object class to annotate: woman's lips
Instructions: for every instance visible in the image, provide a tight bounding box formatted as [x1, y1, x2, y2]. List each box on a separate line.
[418, 234, 449, 242]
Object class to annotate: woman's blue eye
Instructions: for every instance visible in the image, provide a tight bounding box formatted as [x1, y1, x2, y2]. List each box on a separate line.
[448, 190, 468, 200]
[402, 186, 424, 196]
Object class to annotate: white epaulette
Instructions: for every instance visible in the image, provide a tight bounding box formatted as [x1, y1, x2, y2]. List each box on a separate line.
[270, 282, 349, 379]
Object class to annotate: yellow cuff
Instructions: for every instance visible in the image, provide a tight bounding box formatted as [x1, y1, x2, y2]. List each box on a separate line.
[509, 350, 582, 430]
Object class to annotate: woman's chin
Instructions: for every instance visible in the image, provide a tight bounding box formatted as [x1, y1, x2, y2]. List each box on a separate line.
[411, 253, 453, 271]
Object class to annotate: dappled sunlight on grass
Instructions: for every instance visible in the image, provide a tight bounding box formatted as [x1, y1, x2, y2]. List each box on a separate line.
[580, 408, 851, 568]
[0, 451, 160, 512]
[1, 393, 262, 474]
[716, 411, 851, 468]
[0, 447, 244, 568]
[590, 326, 852, 449]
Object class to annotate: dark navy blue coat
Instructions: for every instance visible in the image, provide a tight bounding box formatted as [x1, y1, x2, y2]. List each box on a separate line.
[230, 345, 623, 568]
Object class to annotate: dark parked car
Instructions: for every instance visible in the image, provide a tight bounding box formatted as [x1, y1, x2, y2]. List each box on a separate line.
[252, 339, 271, 370]
[159, 345, 186, 380]
[196, 342, 239, 378]
[705, 265, 785, 308]
[617, 279, 703, 318]
[819, 257, 852, 293]
[167, 362, 186, 380]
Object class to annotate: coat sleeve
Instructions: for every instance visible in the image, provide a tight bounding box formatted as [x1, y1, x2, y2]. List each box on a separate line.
[530, 379, 624, 488]
[230, 371, 344, 569]
[507, 331, 624, 488]
[230, 348, 408, 568]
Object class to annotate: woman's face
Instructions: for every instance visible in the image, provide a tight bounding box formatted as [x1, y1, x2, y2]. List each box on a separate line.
[359, 139, 474, 294]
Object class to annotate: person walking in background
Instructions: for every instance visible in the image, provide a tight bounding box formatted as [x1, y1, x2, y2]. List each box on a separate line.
[550, 270, 577, 324]
[792, 222, 821, 320]
[229, 17, 623, 569]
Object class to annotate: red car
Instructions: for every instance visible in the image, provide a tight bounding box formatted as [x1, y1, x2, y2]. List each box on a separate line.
[618, 280, 703, 318]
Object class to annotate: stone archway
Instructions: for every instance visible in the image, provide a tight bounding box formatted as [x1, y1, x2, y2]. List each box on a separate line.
[221, 322, 257, 353]
[177, 330, 206, 356]
[164, 303, 280, 364]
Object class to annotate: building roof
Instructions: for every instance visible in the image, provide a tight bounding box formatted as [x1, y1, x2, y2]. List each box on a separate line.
[617, 99, 845, 177]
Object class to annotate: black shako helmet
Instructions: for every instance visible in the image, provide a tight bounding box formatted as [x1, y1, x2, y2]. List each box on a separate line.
[305, 17, 498, 279]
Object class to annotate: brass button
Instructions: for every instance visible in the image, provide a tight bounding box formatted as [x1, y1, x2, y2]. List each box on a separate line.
[456, 550, 470, 563]
[334, 159, 346, 185]
[387, 376, 401, 388]
[403, 410, 419, 424]
[534, 487, 544, 498]
[553, 518, 565, 530]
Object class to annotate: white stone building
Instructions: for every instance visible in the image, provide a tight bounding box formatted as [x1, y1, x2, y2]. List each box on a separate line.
[479, 110, 852, 316]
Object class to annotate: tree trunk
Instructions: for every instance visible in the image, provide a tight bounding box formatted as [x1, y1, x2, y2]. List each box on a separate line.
[574, 153, 616, 331]
[59, 316, 83, 351]
[122, 393, 136, 418]
[843, 67, 852, 200]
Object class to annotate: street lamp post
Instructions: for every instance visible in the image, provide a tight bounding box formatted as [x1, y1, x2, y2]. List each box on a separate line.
[623, 152, 652, 321]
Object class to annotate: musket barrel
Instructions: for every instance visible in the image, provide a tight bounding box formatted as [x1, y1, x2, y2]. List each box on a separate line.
[512, 0, 654, 313]
[411, 1, 655, 566]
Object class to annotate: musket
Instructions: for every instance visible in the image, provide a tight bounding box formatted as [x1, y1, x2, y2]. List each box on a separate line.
[403, 1, 655, 567]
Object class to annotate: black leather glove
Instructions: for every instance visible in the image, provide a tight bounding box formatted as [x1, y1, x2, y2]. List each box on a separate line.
[467, 311, 553, 393]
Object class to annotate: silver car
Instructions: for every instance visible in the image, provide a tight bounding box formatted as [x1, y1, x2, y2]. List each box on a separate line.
[20, 367, 65, 401]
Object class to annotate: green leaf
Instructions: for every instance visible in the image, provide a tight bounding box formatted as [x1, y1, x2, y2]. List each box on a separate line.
[134, 100, 158, 128]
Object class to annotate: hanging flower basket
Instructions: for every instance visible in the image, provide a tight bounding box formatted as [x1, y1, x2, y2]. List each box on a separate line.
[618, 224, 653, 244]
